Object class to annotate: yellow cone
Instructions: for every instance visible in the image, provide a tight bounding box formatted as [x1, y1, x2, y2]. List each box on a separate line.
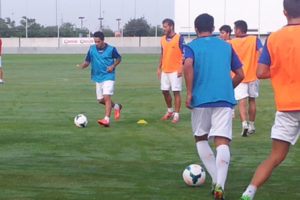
[137, 119, 148, 124]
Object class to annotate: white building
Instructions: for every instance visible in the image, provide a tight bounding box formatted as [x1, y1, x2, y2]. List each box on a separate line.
[174, 0, 286, 35]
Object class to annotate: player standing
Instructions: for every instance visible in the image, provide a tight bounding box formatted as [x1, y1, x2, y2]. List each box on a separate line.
[0, 37, 3, 83]
[240, 0, 300, 199]
[78, 31, 122, 127]
[219, 25, 232, 41]
[183, 13, 244, 199]
[231, 20, 263, 136]
[156, 18, 184, 123]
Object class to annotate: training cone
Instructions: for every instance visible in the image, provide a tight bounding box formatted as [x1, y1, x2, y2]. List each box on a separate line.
[137, 119, 148, 124]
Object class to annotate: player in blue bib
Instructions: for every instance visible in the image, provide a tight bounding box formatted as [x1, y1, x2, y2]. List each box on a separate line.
[78, 31, 122, 127]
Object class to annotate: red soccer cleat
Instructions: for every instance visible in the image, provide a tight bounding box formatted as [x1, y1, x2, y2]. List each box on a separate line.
[97, 118, 110, 127]
[114, 104, 122, 120]
[160, 112, 173, 120]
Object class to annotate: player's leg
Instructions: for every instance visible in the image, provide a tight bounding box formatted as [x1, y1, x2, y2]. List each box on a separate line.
[97, 81, 115, 126]
[248, 97, 256, 133]
[0, 56, 3, 83]
[241, 140, 290, 200]
[160, 72, 174, 120]
[248, 80, 259, 134]
[171, 72, 182, 122]
[211, 107, 232, 199]
[192, 107, 217, 193]
[235, 83, 249, 136]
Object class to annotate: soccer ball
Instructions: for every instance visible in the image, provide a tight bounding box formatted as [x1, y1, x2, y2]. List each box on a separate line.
[74, 114, 88, 128]
[182, 164, 206, 186]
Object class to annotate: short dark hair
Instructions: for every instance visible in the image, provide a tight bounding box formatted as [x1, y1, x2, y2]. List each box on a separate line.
[234, 20, 248, 33]
[162, 18, 174, 28]
[284, 0, 300, 18]
[219, 25, 232, 34]
[93, 31, 104, 40]
[194, 13, 214, 33]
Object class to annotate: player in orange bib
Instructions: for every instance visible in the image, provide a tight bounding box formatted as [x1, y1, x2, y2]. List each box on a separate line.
[240, 0, 300, 199]
[231, 20, 263, 137]
[156, 18, 185, 123]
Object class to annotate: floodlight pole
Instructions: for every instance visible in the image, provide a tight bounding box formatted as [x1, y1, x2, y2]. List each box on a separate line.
[56, 0, 60, 48]
[79, 16, 85, 29]
[116, 18, 121, 32]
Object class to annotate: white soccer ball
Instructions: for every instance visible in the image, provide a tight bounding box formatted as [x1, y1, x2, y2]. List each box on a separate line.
[74, 114, 88, 128]
[182, 164, 206, 186]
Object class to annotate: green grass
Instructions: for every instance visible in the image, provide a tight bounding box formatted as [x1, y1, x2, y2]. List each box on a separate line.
[0, 54, 299, 200]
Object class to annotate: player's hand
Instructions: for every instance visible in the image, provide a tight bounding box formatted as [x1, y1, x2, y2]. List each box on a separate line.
[156, 68, 161, 79]
[185, 93, 193, 109]
[177, 69, 183, 77]
[106, 65, 114, 72]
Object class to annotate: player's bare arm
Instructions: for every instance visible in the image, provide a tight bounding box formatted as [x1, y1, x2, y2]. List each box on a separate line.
[232, 67, 244, 88]
[183, 57, 194, 109]
[107, 57, 121, 72]
[77, 61, 90, 69]
[256, 63, 270, 79]
[156, 53, 162, 79]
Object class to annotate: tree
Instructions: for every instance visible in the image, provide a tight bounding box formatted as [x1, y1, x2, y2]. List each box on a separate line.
[123, 17, 150, 36]
[102, 28, 114, 37]
[149, 25, 163, 37]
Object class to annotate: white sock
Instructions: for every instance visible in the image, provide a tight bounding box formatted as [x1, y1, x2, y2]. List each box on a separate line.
[242, 184, 257, 200]
[249, 121, 255, 129]
[242, 121, 248, 128]
[173, 112, 179, 118]
[196, 141, 217, 184]
[167, 107, 174, 113]
[216, 144, 230, 189]
[104, 116, 110, 122]
[114, 104, 120, 110]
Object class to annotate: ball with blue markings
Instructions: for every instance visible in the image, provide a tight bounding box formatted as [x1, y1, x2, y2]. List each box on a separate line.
[74, 114, 88, 128]
[182, 164, 206, 186]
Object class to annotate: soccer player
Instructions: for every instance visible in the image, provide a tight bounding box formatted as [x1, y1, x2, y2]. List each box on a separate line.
[231, 20, 263, 136]
[219, 25, 232, 41]
[240, 0, 300, 199]
[156, 18, 184, 123]
[183, 13, 244, 199]
[0, 37, 3, 83]
[78, 31, 122, 127]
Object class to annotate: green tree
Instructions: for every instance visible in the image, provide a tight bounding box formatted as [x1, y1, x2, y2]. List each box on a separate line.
[123, 17, 150, 36]
[149, 25, 163, 37]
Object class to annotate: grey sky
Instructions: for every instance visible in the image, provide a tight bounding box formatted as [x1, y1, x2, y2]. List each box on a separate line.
[2, 0, 173, 31]
[2, 0, 286, 34]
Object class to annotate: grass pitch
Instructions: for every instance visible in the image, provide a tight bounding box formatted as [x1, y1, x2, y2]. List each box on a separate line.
[0, 54, 299, 200]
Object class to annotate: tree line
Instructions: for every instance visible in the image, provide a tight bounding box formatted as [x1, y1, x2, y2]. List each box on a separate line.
[0, 17, 163, 37]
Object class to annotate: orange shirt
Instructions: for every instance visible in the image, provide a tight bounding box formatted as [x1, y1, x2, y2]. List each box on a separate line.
[161, 34, 182, 73]
[267, 25, 300, 111]
[230, 36, 259, 82]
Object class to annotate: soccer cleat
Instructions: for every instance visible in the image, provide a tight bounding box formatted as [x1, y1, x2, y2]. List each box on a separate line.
[97, 118, 110, 127]
[171, 115, 179, 123]
[214, 185, 225, 200]
[240, 195, 251, 200]
[241, 125, 249, 137]
[248, 127, 255, 134]
[211, 183, 216, 195]
[160, 112, 173, 120]
[0, 79, 3, 84]
[114, 104, 122, 120]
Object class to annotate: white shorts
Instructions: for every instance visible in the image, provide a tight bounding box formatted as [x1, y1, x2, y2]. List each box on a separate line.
[161, 72, 182, 91]
[0, 56, 2, 67]
[271, 111, 300, 145]
[234, 80, 259, 100]
[96, 80, 114, 100]
[191, 107, 232, 140]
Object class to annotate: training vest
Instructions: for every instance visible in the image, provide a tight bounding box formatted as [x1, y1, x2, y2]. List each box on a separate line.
[187, 36, 236, 107]
[89, 44, 115, 82]
[267, 25, 300, 111]
[161, 34, 182, 73]
[230, 35, 258, 82]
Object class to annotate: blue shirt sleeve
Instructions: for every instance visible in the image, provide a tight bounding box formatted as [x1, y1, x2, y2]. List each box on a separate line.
[183, 45, 194, 60]
[256, 37, 263, 50]
[258, 38, 271, 66]
[231, 48, 243, 71]
[85, 51, 91, 62]
[112, 47, 121, 59]
[179, 35, 185, 53]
